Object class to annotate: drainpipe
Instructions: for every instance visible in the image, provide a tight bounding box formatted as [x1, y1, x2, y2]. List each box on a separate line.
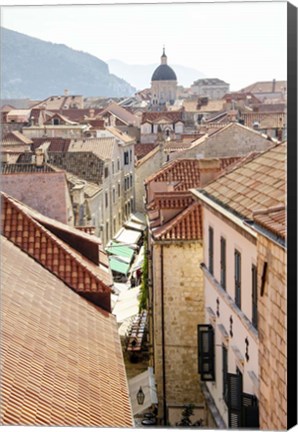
[160, 244, 167, 425]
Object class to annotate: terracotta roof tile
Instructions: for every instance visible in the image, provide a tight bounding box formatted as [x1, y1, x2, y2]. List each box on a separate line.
[201, 143, 286, 219]
[1, 193, 113, 310]
[68, 137, 116, 160]
[142, 111, 183, 124]
[1, 236, 133, 426]
[145, 157, 241, 190]
[252, 205, 286, 240]
[31, 138, 71, 152]
[152, 201, 202, 240]
[134, 143, 158, 160]
[1, 163, 55, 174]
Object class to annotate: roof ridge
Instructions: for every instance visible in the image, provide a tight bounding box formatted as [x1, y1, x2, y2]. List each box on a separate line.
[1, 193, 112, 308]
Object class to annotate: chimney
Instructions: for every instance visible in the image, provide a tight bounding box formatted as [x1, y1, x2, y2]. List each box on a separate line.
[198, 159, 221, 186]
[272, 79, 276, 93]
[35, 148, 44, 166]
[64, 89, 69, 96]
[89, 108, 95, 118]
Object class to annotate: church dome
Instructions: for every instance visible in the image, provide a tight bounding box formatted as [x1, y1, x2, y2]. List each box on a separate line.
[151, 48, 177, 82]
[151, 64, 177, 81]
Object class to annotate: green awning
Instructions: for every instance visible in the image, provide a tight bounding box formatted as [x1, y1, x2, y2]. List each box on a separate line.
[106, 241, 135, 263]
[109, 257, 130, 275]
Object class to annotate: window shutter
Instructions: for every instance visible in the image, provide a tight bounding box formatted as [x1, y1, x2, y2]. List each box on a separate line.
[227, 373, 242, 428]
[242, 393, 259, 428]
[197, 324, 215, 381]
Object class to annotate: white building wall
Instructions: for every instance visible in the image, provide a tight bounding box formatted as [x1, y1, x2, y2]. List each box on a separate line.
[202, 206, 259, 426]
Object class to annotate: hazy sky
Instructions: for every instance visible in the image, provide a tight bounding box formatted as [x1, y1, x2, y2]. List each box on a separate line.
[1, 1, 290, 90]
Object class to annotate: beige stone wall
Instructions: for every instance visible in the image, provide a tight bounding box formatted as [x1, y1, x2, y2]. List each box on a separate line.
[151, 241, 205, 424]
[135, 148, 164, 213]
[258, 236, 287, 430]
[173, 123, 273, 160]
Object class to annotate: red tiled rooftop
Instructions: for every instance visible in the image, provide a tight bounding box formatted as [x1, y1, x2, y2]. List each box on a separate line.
[253, 205, 286, 240]
[142, 111, 183, 124]
[200, 143, 286, 220]
[152, 201, 202, 241]
[145, 157, 242, 190]
[134, 143, 158, 160]
[1, 235, 133, 427]
[31, 138, 71, 152]
[1, 193, 113, 311]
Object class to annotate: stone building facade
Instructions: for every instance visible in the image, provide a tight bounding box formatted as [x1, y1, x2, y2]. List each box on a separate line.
[150, 241, 205, 423]
[253, 207, 287, 430]
[190, 78, 230, 100]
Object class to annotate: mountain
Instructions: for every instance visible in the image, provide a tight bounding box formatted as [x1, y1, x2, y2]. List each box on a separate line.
[108, 59, 206, 90]
[1, 28, 136, 99]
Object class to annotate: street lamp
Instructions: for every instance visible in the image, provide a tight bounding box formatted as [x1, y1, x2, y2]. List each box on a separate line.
[136, 386, 145, 405]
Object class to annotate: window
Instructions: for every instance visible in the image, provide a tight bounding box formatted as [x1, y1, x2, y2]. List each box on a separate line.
[104, 166, 109, 178]
[113, 217, 116, 235]
[220, 237, 226, 290]
[118, 211, 121, 225]
[117, 158, 120, 171]
[252, 264, 258, 329]
[130, 198, 134, 212]
[235, 249, 241, 309]
[112, 188, 116, 204]
[124, 151, 129, 165]
[197, 324, 215, 381]
[53, 118, 60, 125]
[118, 182, 121, 197]
[112, 161, 115, 174]
[222, 345, 228, 404]
[130, 174, 133, 189]
[208, 227, 214, 275]
[105, 192, 108, 208]
[129, 149, 133, 163]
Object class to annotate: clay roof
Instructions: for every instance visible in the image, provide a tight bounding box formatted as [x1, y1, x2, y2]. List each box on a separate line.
[253, 205, 286, 240]
[100, 102, 138, 126]
[145, 157, 241, 190]
[31, 137, 71, 152]
[68, 138, 116, 160]
[241, 112, 285, 129]
[152, 200, 202, 241]
[106, 126, 135, 144]
[45, 112, 79, 125]
[2, 131, 33, 146]
[134, 143, 158, 160]
[1, 193, 113, 310]
[142, 111, 183, 124]
[199, 143, 286, 220]
[240, 80, 287, 94]
[1, 235, 133, 427]
[1, 163, 56, 174]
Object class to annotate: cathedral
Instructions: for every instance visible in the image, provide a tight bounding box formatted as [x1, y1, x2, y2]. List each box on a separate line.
[151, 48, 178, 108]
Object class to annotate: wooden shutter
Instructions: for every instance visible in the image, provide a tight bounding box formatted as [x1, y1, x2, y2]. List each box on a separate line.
[242, 393, 259, 428]
[234, 250, 241, 308]
[252, 265, 258, 329]
[227, 373, 242, 428]
[197, 324, 215, 381]
[220, 237, 226, 289]
[208, 227, 214, 275]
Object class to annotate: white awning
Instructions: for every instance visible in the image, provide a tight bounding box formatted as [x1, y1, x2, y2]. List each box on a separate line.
[113, 227, 142, 246]
[131, 246, 145, 272]
[128, 367, 158, 416]
[112, 286, 140, 324]
[124, 220, 146, 232]
[130, 212, 146, 225]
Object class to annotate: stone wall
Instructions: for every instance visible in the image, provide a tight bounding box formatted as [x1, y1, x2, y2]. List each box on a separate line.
[151, 241, 205, 425]
[173, 123, 274, 160]
[135, 148, 164, 213]
[257, 235, 287, 430]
